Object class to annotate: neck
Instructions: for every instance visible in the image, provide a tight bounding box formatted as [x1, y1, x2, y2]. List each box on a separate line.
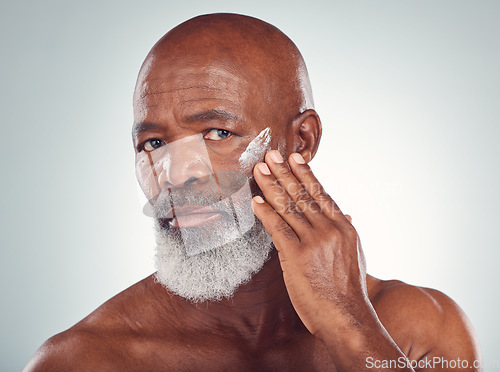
[168, 250, 307, 347]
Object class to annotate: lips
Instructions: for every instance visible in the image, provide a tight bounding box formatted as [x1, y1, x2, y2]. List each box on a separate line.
[165, 205, 223, 228]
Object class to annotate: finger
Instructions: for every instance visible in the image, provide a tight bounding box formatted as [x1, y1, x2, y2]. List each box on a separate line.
[345, 214, 352, 223]
[253, 161, 312, 236]
[264, 150, 324, 220]
[288, 152, 347, 222]
[251, 195, 299, 250]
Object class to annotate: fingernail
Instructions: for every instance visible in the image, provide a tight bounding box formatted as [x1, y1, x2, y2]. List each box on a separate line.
[253, 196, 265, 203]
[269, 150, 283, 163]
[258, 163, 271, 175]
[291, 153, 306, 164]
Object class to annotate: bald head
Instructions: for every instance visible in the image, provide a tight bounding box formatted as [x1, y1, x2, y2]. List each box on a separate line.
[134, 13, 314, 126]
[133, 13, 322, 170]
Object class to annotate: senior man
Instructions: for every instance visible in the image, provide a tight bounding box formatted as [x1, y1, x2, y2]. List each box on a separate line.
[25, 13, 480, 371]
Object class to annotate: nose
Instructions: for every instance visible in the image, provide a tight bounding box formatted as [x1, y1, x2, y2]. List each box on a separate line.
[156, 136, 213, 189]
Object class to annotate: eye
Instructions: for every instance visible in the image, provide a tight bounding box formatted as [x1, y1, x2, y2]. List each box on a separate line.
[142, 139, 164, 152]
[204, 128, 232, 141]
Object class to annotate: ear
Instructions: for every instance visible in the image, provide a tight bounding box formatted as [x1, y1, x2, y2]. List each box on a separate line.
[286, 109, 322, 163]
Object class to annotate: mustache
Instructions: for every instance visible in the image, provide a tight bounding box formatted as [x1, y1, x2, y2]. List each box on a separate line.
[156, 187, 221, 209]
[149, 171, 253, 220]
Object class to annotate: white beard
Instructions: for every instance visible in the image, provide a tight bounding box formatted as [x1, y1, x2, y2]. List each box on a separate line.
[153, 219, 273, 303]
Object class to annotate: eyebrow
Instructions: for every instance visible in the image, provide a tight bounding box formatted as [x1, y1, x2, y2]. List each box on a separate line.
[132, 122, 162, 139]
[184, 109, 242, 123]
[132, 109, 242, 139]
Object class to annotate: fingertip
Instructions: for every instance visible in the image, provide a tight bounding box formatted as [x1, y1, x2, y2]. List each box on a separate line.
[256, 162, 271, 175]
[253, 195, 265, 204]
[268, 150, 284, 164]
[251, 195, 265, 214]
[290, 152, 306, 165]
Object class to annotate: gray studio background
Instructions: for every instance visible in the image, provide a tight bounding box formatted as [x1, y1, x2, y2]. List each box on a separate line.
[1, 1, 499, 370]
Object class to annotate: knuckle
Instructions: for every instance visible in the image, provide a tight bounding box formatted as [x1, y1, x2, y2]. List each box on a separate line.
[294, 188, 312, 204]
[301, 165, 314, 178]
[277, 165, 293, 179]
[278, 198, 309, 220]
[271, 179, 282, 189]
[326, 226, 342, 242]
[278, 199, 298, 215]
[327, 223, 357, 245]
[310, 182, 329, 200]
[295, 192, 320, 213]
[274, 194, 288, 211]
[273, 221, 296, 240]
[308, 201, 322, 213]
[330, 201, 342, 216]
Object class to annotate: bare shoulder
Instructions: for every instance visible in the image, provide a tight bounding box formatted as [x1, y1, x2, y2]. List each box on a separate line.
[24, 326, 117, 372]
[24, 275, 174, 372]
[367, 276, 481, 364]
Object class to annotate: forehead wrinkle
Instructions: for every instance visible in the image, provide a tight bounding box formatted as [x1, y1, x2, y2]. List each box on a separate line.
[138, 66, 245, 96]
[181, 97, 238, 104]
[139, 85, 224, 99]
[139, 79, 246, 108]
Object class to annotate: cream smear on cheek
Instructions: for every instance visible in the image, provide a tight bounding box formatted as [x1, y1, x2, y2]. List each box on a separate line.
[238, 127, 272, 172]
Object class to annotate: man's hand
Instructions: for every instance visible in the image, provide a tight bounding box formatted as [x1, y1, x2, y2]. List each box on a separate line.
[251, 150, 369, 335]
[252, 150, 415, 371]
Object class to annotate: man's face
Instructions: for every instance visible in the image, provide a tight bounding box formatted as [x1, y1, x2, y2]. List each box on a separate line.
[133, 57, 282, 175]
[132, 56, 280, 302]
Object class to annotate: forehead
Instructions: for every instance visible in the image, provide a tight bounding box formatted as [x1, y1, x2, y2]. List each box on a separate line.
[138, 63, 247, 96]
[134, 58, 260, 122]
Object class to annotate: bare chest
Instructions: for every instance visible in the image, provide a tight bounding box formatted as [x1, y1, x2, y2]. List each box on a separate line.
[115, 333, 337, 372]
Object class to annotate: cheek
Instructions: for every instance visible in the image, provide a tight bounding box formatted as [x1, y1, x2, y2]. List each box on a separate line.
[237, 127, 272, 174]
[135, 153, 162, 201]
[277, 135, 287, 154]
[206, 142, 252, 177]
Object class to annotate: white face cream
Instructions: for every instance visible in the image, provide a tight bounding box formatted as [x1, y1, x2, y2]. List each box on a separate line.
[136, 132, 270, 257]
[238, 127, 272, 172]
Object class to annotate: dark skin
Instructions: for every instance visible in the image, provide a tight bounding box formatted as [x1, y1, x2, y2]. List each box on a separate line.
[25, 14, 481, 371]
